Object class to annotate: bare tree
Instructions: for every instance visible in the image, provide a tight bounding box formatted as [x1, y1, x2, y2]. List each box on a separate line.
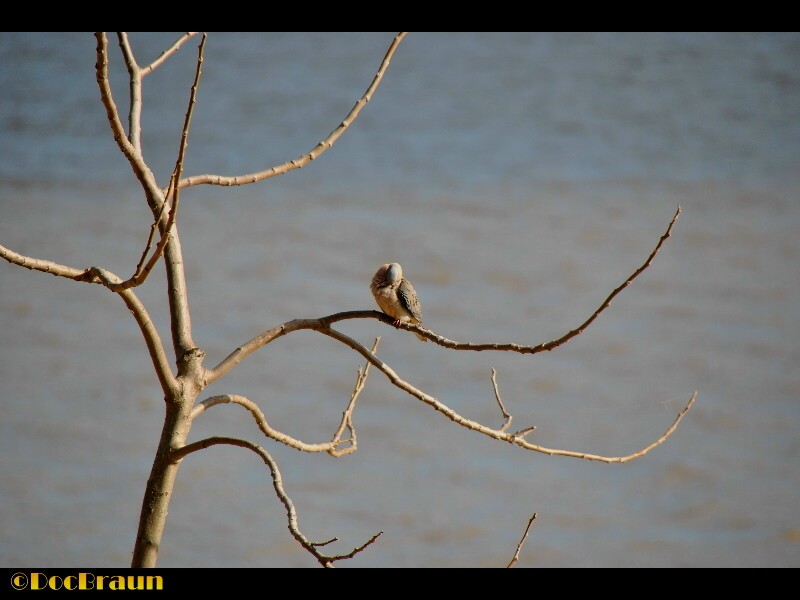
[0, 32, 695, 568]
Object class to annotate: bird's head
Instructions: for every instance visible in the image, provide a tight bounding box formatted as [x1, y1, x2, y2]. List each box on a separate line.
[385, 262, 403, 285]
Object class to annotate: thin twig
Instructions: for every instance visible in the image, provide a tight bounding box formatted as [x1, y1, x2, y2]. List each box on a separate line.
[511, 426, 537, 438]
[133, 192, 172, 276]
[130, 33, 206, 284]
[171, 436, 382, 567]
[491, 368, 513, 433]
[490, 369, 536, 437]
[141, 32, 199, 76]
[329, 337, 380, 457]
[117, 33, 142, 152]
[507, 513, 538, 568]
[177, 32, 407, 190]
[0, 244, 176, 395]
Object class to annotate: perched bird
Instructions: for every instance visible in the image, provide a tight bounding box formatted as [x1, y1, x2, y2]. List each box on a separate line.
[370, 263, 427, 341]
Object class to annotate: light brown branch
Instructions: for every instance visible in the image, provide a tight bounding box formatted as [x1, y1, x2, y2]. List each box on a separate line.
[1, 243, 86, 281]
[511, 426, 537, 438]
[171, 436, 382, 567]
[318, 327, 698, 463]
[116, 32, 142, 152]
[208, 207, 682, 382]
[491, 370, 537, 438]
[94, 33, 164, 215]
[0, 244, 176, 396]
[129, 33, 206, 286]
[201, 207, 692, 462]
[133, 193, 172, 277]
[177, 32, 407, 190]
[204, 311, 695, 462]
[141, 32, 199, 76]
[106, 32, 205, 295]
[191, 394, 345, 453]
[407, 205, 682, 349]
[491, 368, 513, 432]
[97, 33, 196, 356]
[328, 337, 381, 457]
[194, 339, 377, 456]
[507, 513, 538, 568]
[117, 32, 139, 71]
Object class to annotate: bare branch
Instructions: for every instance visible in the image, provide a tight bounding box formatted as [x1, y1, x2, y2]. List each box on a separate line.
[491, 368, 513, 432]
[128, 33, 206, 286]
[0, 244, 176, 395]
[317, 326, 698, 463]
[100, 33, 206, 294]
[328, 337, 381, 457]
[93, 32, 196, 358]
[202, 300, 694, 463]
[141, 32, 199, 76]
[200, 205, 692, 463]
[406, 206, 683, 348]
[491, 370, 536, 438]
[117, 32, 139, 71]
[1, 243, 88, 281]
[133, 194, 172, 277]
[116, 32, 142, 153]
[195, 338, 377, 456]
[191, 394, 344, 453]
[311, 537, 338, 548]
[177, 32, 408, 190]
[171, 436, 382, 567]
[96, 33, 196, 357]
[507, 513, 538, 568]
[511, 425, 537, 438]
[94, 33, 164, 214]
[208, 207, 682, 383]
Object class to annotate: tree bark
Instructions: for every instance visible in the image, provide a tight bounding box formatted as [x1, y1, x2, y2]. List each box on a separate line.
[131, 397, 193, 568]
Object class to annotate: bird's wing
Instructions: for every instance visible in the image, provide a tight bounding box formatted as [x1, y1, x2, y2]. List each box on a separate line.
[397, 279, 423, 322]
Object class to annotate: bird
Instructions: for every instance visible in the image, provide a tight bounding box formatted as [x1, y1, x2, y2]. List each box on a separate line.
[370, 263, 427, 341]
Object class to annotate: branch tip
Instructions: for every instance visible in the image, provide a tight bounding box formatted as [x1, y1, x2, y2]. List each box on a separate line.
[507, 512, 538, 568]
[178, 33, 407, 189]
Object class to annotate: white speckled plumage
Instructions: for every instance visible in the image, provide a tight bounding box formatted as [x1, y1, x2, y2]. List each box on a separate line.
[370, 263, 426, 341]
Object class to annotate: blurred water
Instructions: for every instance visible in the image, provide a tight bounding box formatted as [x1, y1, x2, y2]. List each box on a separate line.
[1, 32, 798, 567]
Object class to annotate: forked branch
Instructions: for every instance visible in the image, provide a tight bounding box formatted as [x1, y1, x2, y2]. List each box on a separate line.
[177, 32, 408, 189]
[96, 31, 197, 355]
[192, 338, 379, 456]
[0, 244, 175, 395]
[171, 436, 382, 567]
[200, 207, 694, 463]
[142, 33, 199, 76]
[95, 32, 164, 214]
[191, 394, 344, 453]
[318, 327, 697, 463]
[129, 33, 207, 286]
[328, 337, 380, 457]
[209, 206, 681, 383]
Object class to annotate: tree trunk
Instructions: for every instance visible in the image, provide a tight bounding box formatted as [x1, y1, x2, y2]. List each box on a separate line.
[131, 398, 192, 567]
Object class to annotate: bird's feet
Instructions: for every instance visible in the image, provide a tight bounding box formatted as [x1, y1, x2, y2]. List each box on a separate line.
[392, 319, 404, 329]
